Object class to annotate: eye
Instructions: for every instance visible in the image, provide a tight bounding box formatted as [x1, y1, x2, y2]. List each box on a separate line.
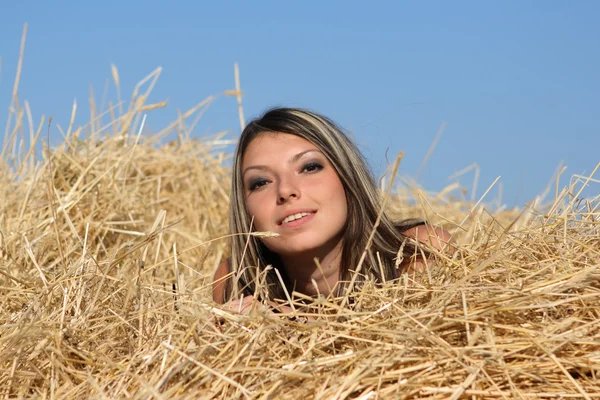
[248, 178, 269, 191]
[301, 162, 323, 174]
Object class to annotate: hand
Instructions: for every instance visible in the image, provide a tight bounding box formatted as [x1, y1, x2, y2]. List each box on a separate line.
[222, 296, 297, 316]
[223, 295, 264, 315]
[220, 296, 317, 328]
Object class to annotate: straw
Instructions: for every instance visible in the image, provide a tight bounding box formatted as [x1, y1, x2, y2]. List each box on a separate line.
[1, 34, 598, 399]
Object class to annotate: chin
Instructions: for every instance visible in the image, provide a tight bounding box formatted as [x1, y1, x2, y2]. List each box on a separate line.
[264, 241, 320, 256]
[263, 232, 340, 257]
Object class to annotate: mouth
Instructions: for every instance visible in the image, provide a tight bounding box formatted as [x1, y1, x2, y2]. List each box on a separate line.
[279, 211, 316, 226]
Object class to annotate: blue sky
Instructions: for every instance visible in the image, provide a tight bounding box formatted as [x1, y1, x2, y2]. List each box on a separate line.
[1, 1, 598, 208]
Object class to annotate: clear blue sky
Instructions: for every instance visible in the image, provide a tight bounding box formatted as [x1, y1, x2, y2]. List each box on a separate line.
[1, 1, 598, 208]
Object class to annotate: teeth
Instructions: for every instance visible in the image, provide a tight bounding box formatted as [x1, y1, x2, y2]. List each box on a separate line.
[282, 212, 310, 225]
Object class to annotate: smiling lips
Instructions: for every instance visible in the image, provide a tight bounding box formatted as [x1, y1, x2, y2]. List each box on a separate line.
[279, 211, 316, 228]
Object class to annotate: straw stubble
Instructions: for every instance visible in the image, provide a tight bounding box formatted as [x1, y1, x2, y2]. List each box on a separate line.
[1, 66, 599, 399]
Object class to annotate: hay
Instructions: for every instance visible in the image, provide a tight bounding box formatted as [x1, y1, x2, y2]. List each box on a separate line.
[1, 61, 599, 399]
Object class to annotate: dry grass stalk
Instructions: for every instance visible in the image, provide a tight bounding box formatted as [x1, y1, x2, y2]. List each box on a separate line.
[1, 52, 599, 399]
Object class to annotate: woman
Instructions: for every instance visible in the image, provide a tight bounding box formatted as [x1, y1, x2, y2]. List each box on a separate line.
[213, 107, 452, 311]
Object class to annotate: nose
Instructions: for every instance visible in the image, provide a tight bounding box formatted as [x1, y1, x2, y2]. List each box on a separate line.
[277, 176, 300, 204]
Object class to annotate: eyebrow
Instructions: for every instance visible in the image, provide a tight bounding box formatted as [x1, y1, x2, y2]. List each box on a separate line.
[242, 149, 321, 178]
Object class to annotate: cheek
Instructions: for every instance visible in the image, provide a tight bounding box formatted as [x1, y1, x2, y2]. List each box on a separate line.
[245, 196, 271, 230]
[335, 191, 348, 221]
[325, 175, 348, 220]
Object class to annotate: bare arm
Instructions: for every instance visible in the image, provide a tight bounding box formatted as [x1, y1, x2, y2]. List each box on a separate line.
[212, 258, 230, 304]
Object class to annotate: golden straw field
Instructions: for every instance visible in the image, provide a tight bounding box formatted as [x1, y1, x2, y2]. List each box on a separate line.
[1, 43, 599, 399]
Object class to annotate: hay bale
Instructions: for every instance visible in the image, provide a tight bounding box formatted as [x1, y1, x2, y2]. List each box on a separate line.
[1, 73, 598, 399]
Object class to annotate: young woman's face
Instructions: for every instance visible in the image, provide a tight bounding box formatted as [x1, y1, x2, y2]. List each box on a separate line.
[241, 133, 348, 256]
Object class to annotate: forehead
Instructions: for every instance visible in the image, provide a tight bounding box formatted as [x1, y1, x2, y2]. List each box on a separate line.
[242, 133, 318, 165]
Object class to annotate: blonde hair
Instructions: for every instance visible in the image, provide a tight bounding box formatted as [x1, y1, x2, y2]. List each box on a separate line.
[227, 107, 422, 302]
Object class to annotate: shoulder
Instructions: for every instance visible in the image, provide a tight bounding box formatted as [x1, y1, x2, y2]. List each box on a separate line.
[212, 257, 231, 304]
[401, 223, 454, 254]
[397, 223, 454, 275]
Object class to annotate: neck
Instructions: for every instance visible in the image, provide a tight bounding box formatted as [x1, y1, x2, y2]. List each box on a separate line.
[279, 237, 344, 298]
